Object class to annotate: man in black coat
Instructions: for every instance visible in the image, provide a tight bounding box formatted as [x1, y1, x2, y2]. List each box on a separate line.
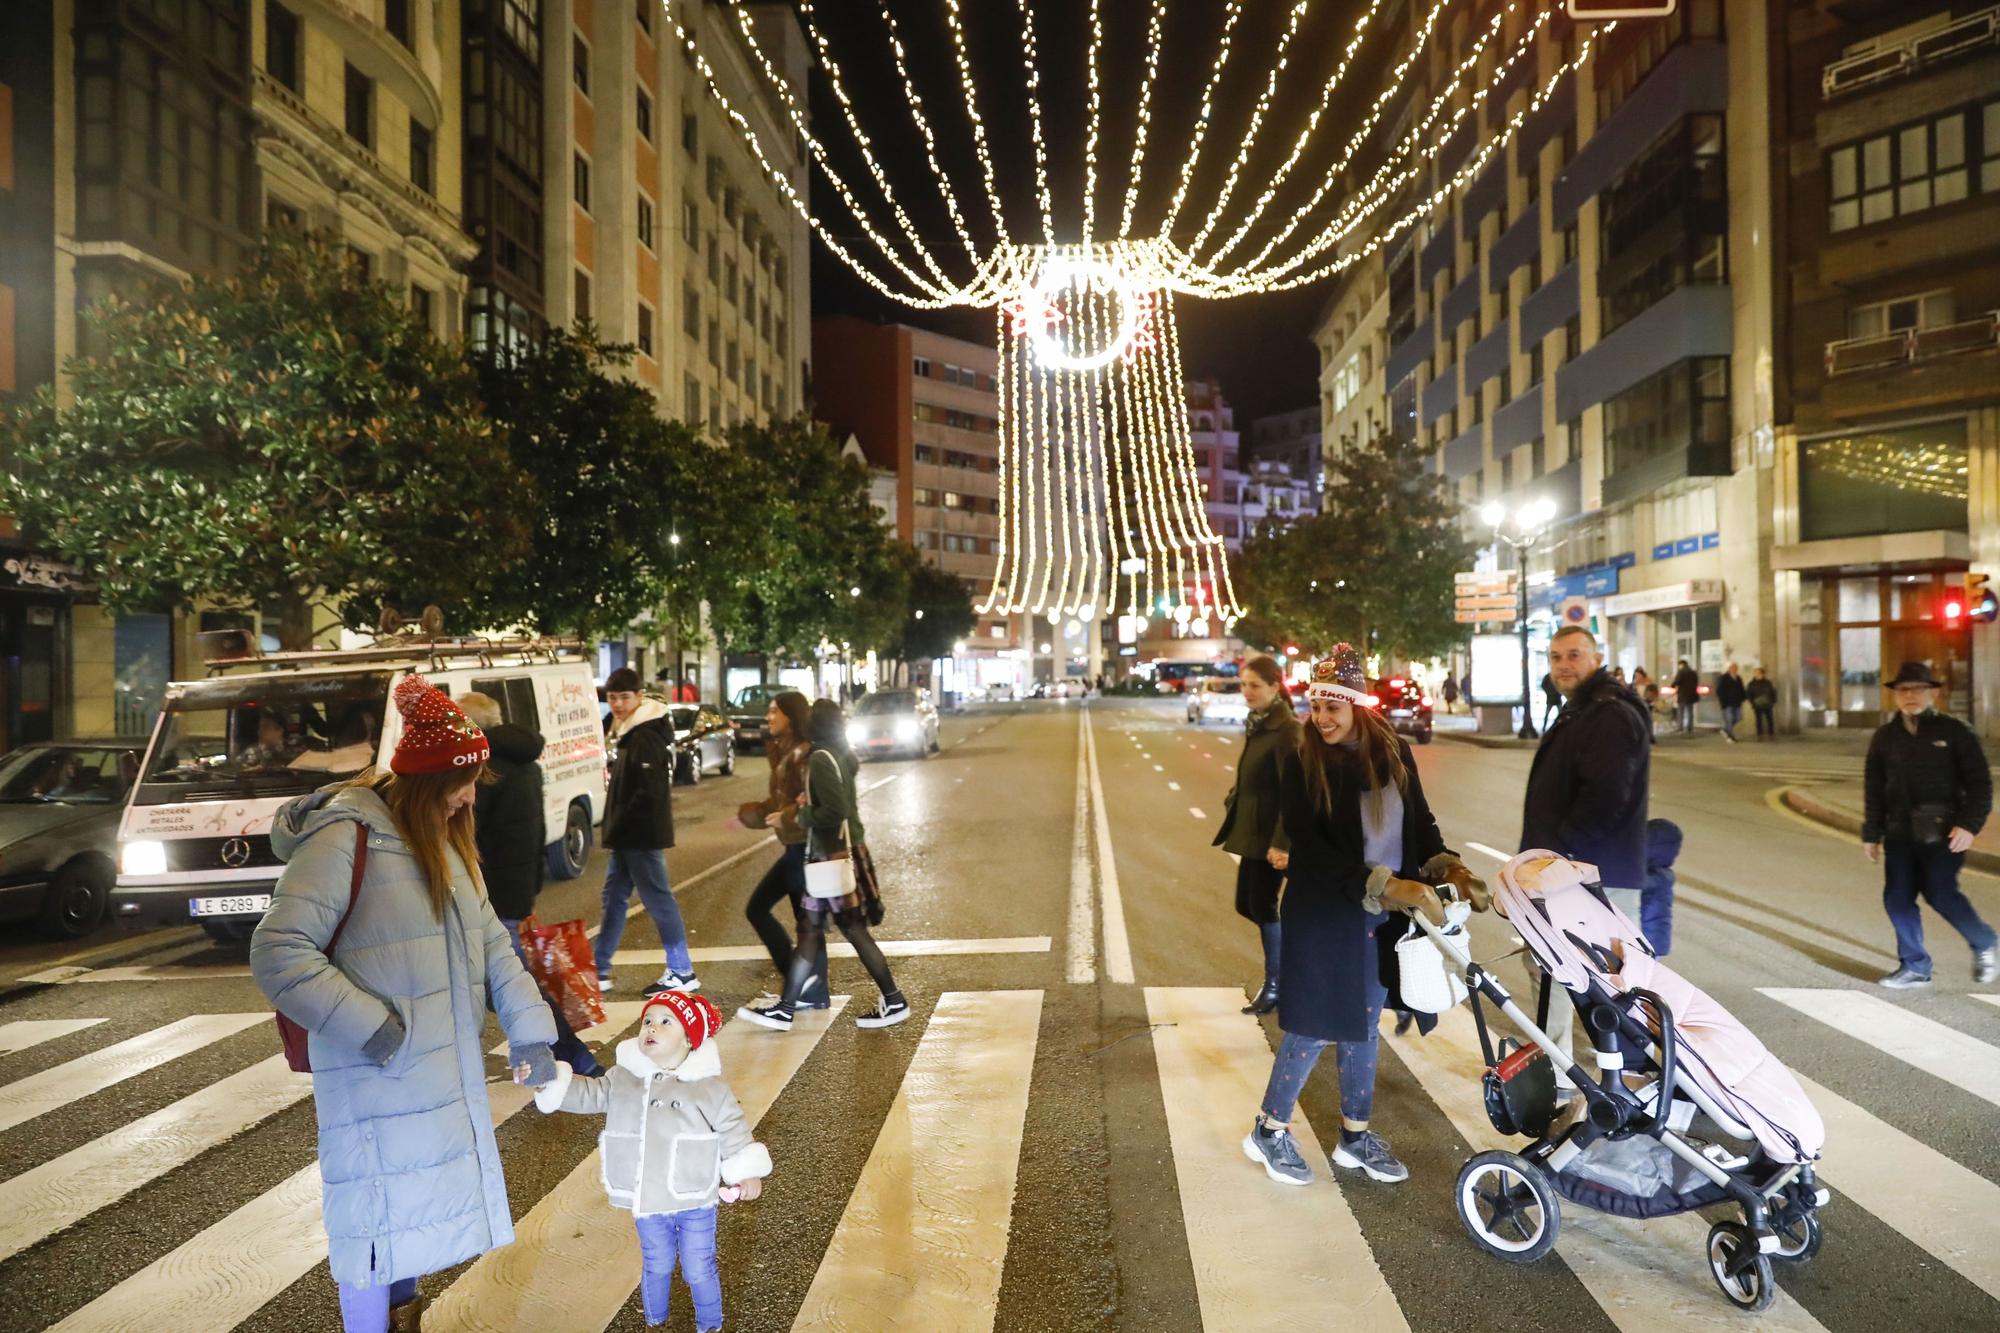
[1671, 659, 1701, 733]
[595, 667, 699, 998]
[1862, 661, 1996, 988]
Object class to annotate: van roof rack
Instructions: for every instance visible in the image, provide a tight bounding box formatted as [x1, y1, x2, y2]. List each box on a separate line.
[204, 633, 590, 676]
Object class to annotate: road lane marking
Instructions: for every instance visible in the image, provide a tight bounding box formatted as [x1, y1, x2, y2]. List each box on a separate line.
[1069, 708, 1098, 984]
[1386, 1006, 1830, 1332]
[1153, 763, 1165, 772]
[1168, 781, 1181, 792]
[1146, 988, 1407, 1331]
[1760, 989, 2000, 1111]
[0, 1053, 312, 1261]
[1083, 710, 1135, 985]
[59, 964, 255, 983]
[0, 1013, 267, 1135]
[0, 1018, 104, 1055]
[427, 1000, 847, 1332]
[1976, 995, 2000, 1010]
[611, 936, 1052, 967]
[44, 1003, 647, 1333]
[1222, 763, 1233, 772]
[1189, 807, 1207, 820]
[794, 991, 1042, 1331]
[1465, 841, 1512, 863]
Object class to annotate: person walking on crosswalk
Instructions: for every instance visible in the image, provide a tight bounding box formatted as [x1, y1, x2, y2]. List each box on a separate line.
[1243, 646, 1478, 1189]
[1211, 654, 1298, 1015]
[597, 667, 700, 999]
[1862, 661, 1997, 988]
[251, 674, 559, 1333]
[735, 690, 830, 1010]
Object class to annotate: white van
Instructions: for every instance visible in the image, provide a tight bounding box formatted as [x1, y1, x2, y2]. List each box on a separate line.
[109, 637, 607, 940]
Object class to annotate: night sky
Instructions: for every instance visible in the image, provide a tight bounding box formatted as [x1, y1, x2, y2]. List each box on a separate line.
[801, 0, 1377, 426]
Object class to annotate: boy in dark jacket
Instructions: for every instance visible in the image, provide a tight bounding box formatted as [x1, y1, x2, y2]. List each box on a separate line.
[596, 667, 700, 998]
[1641, 818, 1684, 956]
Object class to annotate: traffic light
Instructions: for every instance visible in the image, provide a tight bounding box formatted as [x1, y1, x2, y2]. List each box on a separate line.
[1565, 1, 1679, 17]
[1967, 572, 1999, 625]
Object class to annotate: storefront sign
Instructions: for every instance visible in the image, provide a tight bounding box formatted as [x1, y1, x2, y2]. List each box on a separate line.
[1, 553, 92, 594]
[1650, 534, 1720, 564]
[1531, 567, 1620, 608]
[1651, 542, 1674, 560]
[1674, 536, 1701, 556]
[1603, 579, 1724, 617]
[1610, 551, 1637, 570]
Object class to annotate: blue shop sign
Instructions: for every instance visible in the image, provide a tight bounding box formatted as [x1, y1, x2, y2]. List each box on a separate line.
[1674, 536, 1700, 556]
[1531, 567, 1620, 607]
[1652, 542, 1674, 560]
[1611, 551, 1637, 570]
[1701, 532, 1720, 550]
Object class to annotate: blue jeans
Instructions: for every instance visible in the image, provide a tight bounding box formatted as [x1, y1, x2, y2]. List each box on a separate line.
[337, 1276, 417, 1332]
[499, 918, 601, 1073]
[1721, 703, 1742, 735]
[1883, 839, 1997, 973]
[1260, 980, 1388, 1126]
[636, 1206, 722, 1330]
[594, 847, 692, 978]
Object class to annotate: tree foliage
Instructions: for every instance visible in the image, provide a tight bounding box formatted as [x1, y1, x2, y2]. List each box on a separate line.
[0, 230, 531, 646]
[890, 548, 979, 666]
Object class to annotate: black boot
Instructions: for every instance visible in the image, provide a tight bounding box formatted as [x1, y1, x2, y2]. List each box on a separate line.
[1242, 979, 1279, 1014]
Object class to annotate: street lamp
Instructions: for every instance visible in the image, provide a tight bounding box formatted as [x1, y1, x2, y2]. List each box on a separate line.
[1482, 497, 1560, 740]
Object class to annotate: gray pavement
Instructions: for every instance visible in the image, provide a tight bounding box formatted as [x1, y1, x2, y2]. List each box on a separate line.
[0, 698, 1995, 1330]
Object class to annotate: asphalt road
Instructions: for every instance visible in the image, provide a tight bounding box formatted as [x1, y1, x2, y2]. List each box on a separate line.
[0, 697, 1996, 1331]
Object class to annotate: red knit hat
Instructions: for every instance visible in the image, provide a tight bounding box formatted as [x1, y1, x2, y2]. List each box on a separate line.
[389, 674, 491, 775]
[641, 991, 722, 1052]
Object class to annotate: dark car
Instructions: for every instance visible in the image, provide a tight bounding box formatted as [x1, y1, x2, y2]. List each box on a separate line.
[1371, 675, 1434, 744]
[0, 740, 146, 938]
[668, 704, 736, 784]
[723, 683, 793, 752]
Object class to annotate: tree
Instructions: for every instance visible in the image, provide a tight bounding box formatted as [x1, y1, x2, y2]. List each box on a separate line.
[0, 230, 531, 647]
[890, 549, 978, 670]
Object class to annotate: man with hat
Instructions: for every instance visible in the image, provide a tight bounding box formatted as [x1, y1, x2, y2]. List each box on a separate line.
[1863, 661, 1996, 987]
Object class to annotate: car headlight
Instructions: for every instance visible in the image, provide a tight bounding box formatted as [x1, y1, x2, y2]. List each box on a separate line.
[846, 723, 867, 745]
[894, 718, 920, 740]
[121, 840, 168, 876]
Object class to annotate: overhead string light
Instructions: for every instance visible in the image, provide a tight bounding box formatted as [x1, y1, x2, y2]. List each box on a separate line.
[1013, 0, 1059, 247]
[1154, 1, 1247, 243]
[1115, 0, 1168, 241]
[877, 2, 987, 262]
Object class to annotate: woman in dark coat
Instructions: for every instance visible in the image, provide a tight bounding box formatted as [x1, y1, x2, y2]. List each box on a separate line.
[1243, 647, 1490, 1188]
[1211, 655, 1299, 1014]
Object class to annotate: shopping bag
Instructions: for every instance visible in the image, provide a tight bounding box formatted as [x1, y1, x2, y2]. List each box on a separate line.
[852, 842, 885, 927]
[520, 914, 607, 1032]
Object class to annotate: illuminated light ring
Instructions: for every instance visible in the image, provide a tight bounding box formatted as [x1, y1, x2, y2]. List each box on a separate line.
[1024, 255, 1142, 373]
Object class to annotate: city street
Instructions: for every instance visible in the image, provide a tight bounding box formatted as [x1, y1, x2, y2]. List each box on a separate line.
[0, 698, 1996, 1331]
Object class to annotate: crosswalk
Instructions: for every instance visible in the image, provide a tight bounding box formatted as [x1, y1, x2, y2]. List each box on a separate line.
[4, 982, 2000, 1330]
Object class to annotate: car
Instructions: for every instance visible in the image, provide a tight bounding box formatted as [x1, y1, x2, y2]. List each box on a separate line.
[1187, 678, 1251, 726]
[1372, 675, 1434, 744]
[0, 740, 147, 938]
[846, 688, 941, 759]
[722, 682, 793, 752]
[667, 704, 736, 784]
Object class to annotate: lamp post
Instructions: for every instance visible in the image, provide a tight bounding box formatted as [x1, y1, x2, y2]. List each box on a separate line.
[1480, 497, 1559, 740]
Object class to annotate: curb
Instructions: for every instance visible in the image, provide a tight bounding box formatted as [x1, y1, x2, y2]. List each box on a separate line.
[1435, 730, 1538, 750]
[1780, 786, 2000, 876]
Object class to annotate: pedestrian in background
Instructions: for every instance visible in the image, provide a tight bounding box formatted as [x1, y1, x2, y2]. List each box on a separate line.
[1671, 659, 1701, 734]
[460, 691, 602, 1077]
[1862, 662, 1997, 988]
[1747, 667, 1778, 740]
[252, 675, 556, 1333]
[1540, 671, 1563, 731]
[596, 667, 700, 998]
[1211, 654, 1299, 1015]
[1642, 818, 1684, 957]
[1441, 676, 1459, 713]
[1715, 662, 1747, 744]
[735, 691, 829, 1010]
[1611, 666, 1627, 687]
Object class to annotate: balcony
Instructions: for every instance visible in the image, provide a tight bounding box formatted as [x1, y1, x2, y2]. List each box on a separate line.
[1825, 312, 1999, 376]
[1821, 5, 1999, 100]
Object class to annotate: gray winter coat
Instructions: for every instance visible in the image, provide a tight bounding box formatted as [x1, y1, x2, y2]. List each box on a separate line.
[535, 1036, 772, 1215]
[250, 786, 557, 1288]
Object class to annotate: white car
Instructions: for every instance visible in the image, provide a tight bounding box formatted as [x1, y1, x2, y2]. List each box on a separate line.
[1187, 678, 1250, 726]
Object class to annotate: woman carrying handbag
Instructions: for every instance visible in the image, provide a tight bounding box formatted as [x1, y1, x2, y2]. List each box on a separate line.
[738, 699, 909, 1031]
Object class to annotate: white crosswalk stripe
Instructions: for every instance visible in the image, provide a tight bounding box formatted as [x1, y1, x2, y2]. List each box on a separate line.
[1760, 988, 2000, 1111]
[0, 1012, 266, 1134]
[0, 1017, 105, 1055]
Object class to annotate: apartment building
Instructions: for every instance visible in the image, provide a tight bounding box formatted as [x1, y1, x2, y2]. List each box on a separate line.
[1315, 253, 1393, 464]
[1187, 379, 1251, 553]
[1246, 407, 1325, 529]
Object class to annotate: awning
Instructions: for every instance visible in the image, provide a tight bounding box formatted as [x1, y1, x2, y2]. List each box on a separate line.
[1603, 579, 1723, 617]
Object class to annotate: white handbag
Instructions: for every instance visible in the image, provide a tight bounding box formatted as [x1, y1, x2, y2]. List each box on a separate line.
[803, 752, 857, 899]
[1395, 904, 1471, 1014]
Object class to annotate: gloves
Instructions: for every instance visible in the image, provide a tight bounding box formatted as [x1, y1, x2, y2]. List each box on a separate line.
[1382, 875, 1446, 926]
[1421, 853, 1492, 913]
[362, 1011, 406, 1065]
[510, 1042, 557, 1088]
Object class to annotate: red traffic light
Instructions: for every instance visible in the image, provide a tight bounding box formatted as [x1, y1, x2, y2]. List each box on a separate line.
[1284, 644, 1299, 656]
[1944, 599, 1964, 622]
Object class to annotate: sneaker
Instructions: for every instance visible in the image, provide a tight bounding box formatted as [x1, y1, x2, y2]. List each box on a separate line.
[1975, 947, 1997, 986]
[597, 976, 613, 994]
[1332, 1130, 1409, 1183]
[1878, 966, 1932, 990]
[855, 997, 911, 1029]
[642, 969, 701, 997]
[1241, 1119, 1313, 1186]
[735, 1003, 794, 1031]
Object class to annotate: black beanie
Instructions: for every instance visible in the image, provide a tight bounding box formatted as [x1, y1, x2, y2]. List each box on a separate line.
[605, 667, 642, 693]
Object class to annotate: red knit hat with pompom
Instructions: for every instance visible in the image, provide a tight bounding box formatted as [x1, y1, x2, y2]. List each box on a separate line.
[641, 991, 722, 1052]
[389, 674, 491, 775]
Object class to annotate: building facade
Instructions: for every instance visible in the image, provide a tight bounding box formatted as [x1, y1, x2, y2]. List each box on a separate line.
[1187, 378, 1250, 552]
[1315, 252, 1394, 466]
[1245, 406, 1324, 529]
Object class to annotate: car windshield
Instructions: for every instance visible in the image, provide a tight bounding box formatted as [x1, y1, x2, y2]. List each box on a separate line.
[134, 672, 392, 806]
[669, 706, 700, 731]
[730, 685, 785, 709]
[1207, 681, 1243, 694]
[0, 745, 140, 805]
[855, 692, 916, 716]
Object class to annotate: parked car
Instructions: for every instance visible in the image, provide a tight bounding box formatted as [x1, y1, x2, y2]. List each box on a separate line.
[1372, 675, 1434, 744]
[667, 704, 736, 784]
[0, 740, 146, 938]
[1186, 678, 1251, 727]
[723, 683, 793, 752]
[846, 688, 941, 760]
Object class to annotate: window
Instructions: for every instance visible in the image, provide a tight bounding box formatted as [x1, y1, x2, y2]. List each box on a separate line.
[575, 268, 591, 320]
[347, 247, 374, 282]
[573, 153, 591, 211]
[344, 63, 372, 149]
[636, 0, 650, 32]
[1985, 100, 2000, 193]
[913, 357, 931, 378]
[409, 284, 434, 331]
[637, 89, 653, 141]
[1800, 421, 1969, 543]
[267, 197, 301, 230]
[685, 375, 702, 423]
[1827, 108, 1971, 233]
[683, 282, 700, 336]
[572, 35, 589, 93]
[1603, 357, 1729, 486]
[1564, 314, 1582, 363]
[385, 0, 411, 47]
[638, 195, 654, 250]
[914, 445, 936, 463]
[410, 121, 433, 194]
[682, 198, 699, 244]
[943, 491, 964, 509]
[266, 3, 301, 92]
[708, 319, 719, 365]
[913, 487, 937, 506]
[1528, 343, 1544, 386]
[706, 155, 722, 201]
[725, 257, 737, 304]
[726, 339, 738, 379]
[498, 0, 540, 59]
[1600, 115, 1726, 336]
[1846, 290, 1954, 341]
[682, 107, 698, 156]
[637, 303, 655, 357]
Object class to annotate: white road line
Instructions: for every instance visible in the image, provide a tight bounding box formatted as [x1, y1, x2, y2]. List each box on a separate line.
[1168, 781, 1182, 792]
[1083, 711, 1135, 985]
[0, 1018, 104, 1055]
[1973, 995, 2000, 1010]
[1068, 709, 1098, 984]
[1222, 763, 1233, 772]
[611, 936, 1053, 968]
[63, 964, 255, 983]
[1465, 841, 1512, 863]
[1153, 764, 1165, 772]
[1146, 988, 1407, 1331]
[794, 991, 1043, 1331]
[1792, 1069, 2000, 1302]
[1386, 1006, 1829, 1332]
[1189, 807, 1207, 821]
[16, 965, 94, 985]
[48, 1004, 648, 1333]
[0, 1013, 267, 1135]
[1760, 988, 2000, 1111]
[0, 1053, 312, 1261]
[426, 1000, 848, 1332]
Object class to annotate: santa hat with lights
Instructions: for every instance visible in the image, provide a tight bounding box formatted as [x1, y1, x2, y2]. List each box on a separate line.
[1305, 643, 1373, 706]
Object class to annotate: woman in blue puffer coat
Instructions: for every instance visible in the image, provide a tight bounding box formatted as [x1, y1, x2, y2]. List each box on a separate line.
[252, 675, 557, 1333]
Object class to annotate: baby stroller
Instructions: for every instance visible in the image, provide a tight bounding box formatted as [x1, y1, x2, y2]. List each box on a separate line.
[1405, 850, 1827, 1313]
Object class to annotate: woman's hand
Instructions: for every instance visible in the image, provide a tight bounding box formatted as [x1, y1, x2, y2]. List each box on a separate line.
[1440, 864, 1492, 912]
[1266, 849, 1289, 870]
[1382, 876, 1446, 927]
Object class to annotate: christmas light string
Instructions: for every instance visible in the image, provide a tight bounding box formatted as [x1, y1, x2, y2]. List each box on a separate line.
[1116, 0, 1169, 241]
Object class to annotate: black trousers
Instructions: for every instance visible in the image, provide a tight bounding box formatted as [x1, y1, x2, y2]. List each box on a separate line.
[1234, 856, 1284, 925]
[747, 842, 827, 999]
[1753, 704, 1775, 736]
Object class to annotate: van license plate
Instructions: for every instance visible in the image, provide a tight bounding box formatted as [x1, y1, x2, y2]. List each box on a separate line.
[189, 894, 273, 917]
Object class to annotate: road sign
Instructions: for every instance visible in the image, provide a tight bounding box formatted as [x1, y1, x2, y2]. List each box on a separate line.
[1455, 593, 1519, 612]
[1455, 607, 1518, 624]
[1455, 571, 1517, 592]
[1559, 597, 1590, 627]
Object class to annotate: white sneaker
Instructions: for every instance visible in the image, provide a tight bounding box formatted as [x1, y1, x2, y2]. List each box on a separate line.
[597, 976, 613, 994]
[642, 969, 701, 996]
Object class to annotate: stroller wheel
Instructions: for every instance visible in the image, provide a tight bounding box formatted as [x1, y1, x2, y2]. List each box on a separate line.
[1706, 1222, 1778, 1312]
[1456, 1151, 1561, 1264]
[1769, 1206, 1823, 1263]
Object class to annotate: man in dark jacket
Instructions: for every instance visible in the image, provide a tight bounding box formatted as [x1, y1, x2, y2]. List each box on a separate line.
[1671, 659, 1701, 734]
[594, 667, 699, 998]
[1715, 663, 1747, 743]
[1862, 662, 1996, 988]
[1746, 667, 1778, 740]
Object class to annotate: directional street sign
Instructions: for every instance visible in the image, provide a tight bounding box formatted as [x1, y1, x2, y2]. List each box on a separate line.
[1454, 607, 1518, 624]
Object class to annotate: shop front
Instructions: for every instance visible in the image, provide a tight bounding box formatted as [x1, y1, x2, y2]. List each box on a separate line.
[1793, 569, 1972, 728]
[0, 550, 88, 751]
[1603, 579, 1727, 721]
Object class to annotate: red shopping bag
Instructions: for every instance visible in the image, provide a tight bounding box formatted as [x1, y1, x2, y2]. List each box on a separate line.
[519, 914, 607, 1033]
